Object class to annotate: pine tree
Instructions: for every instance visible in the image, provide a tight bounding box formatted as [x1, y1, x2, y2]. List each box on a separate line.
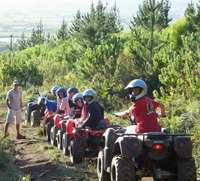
[16, 32, 28, 50]
[130, 0, 170, 67]
[69, 0, 122, 49]
[132, 0, 171, 29]
[29, 20, 45, 46]
[57, 18, 69, 41]
[185, 1, 200, 32]
[129, 0, 170, 94]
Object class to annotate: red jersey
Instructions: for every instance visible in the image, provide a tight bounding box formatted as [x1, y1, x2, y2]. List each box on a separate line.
[129, 96, 161, 133]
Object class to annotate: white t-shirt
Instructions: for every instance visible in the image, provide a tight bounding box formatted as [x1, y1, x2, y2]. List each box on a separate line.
[60, 97, 74, 116]
[6, 89, 22, 111]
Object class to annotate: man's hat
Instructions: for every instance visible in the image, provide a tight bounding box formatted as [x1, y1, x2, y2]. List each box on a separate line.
[13, 80, 19, 85]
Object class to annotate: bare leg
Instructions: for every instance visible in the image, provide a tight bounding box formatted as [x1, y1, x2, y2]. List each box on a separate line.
[4, 123, 10, 136]
[16, 124, 20, 135]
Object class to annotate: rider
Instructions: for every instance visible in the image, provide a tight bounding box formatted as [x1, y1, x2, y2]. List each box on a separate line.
[71, 93, 85, 119]
[51, 85, 61, 96]
[38, 96, 57, 113]
[57, 87, 74, 117]
[116, 79, 165, 133]
[76, 89, 105, 128]
[53, 87, 75, 129]
[67, 87, 79, 110]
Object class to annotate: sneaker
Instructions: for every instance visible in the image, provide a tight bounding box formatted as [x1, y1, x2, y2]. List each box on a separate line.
[3, 133, 9, 139]
[16, 134, 26, 139]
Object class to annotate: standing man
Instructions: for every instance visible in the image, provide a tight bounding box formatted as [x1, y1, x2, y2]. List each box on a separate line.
[4, 80, 25, 139]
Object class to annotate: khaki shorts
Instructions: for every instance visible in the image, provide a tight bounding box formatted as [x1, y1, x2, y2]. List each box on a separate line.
[6, 109, 21, 124]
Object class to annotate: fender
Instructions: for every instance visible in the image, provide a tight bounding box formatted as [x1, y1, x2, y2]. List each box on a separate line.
[113, 136, 142, 158]
[103, 128, 117, 172]
[174, 136, 192, 158]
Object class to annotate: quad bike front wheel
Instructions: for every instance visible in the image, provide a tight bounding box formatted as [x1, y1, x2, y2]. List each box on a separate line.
[57, 130, 63, 150]
[62, 133, 69, 156]
[177, 158, 196, 181]
[30, 110, 41, 127]
[97, 150, 110, 181]
[46, 124, 51, 142]
[43, 119, 47, 136]
[70, 140, 85, 163]
[24, 110, 30, 124]
[111, 155, 135, 181]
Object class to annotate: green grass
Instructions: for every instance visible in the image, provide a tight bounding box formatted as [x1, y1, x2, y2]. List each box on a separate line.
[0, 131, 24, 180]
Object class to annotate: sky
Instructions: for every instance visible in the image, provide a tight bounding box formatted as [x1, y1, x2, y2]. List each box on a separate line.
[0, 0, 199, 35]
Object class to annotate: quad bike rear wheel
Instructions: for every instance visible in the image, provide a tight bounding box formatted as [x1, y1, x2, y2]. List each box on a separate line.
[30, 110, 41, 127]
[57, 130, 63, 150]
[177, 158, 196, 181]
[50, 126, 58, 146]
[111, 155, 135, 181]
[97, 150, 110, 181]
[70, 140, 85, 163]
[46, 124, 51, 142]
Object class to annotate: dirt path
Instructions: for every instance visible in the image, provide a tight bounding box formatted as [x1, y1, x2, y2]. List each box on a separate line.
[0, 106, 96, 181]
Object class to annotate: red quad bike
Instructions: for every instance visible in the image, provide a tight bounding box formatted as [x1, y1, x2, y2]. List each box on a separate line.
[62, 118, 122, 164]
[42, 110, 55, 142]
[50, 114, 67, 147]
[97, 115, 197, 181]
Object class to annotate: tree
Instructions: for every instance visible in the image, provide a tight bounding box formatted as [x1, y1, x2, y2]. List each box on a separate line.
[57, 18, 69, 41]
[129, 0, 170, 91]
[185, 1, 200, 32]
[28, 20, 45, 46]
[69, 0, 123, 49]
[132, 0, 172, 29]
[16, 32, 28, 51]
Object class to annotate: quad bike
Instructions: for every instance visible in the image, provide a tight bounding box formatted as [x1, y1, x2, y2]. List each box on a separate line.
[97, 114, 197, 181]
[50, 114, 67, 148]
[24, 90, 50, 127]
[42, 110, 56, 142]
[62, 118, 122, 164]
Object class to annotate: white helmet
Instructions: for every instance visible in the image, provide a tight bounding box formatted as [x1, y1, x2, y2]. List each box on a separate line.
[51, 85, 61, 94]
[72, 93, 83, 103]
[37, 96, 48, 105]
[83, 89, 95, 104]
[125, 79, 147, 102]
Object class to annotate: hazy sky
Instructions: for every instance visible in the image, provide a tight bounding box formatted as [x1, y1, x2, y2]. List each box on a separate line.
[0, 0, 199, 35]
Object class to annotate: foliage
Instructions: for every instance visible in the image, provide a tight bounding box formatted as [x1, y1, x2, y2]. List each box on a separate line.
[153, 31, 200, 136]
[168, 17, 193, 49]
[74, 34, 127, 110]
[0, 50, 43, 87]
[0, 132, 13, 169]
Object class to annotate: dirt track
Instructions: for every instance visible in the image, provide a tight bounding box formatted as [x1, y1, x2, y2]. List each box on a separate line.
[0, 106, 96, 181]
